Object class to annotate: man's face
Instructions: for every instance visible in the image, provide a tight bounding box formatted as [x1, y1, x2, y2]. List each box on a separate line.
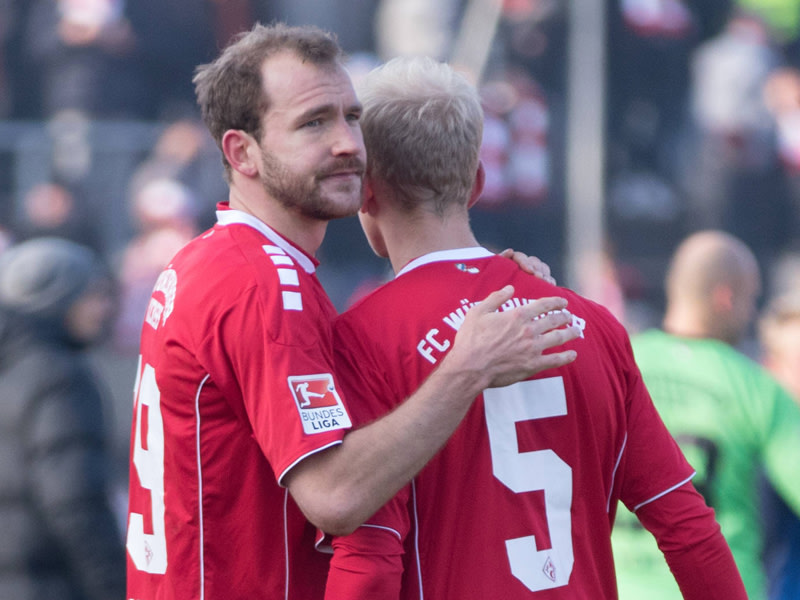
[256, 52, 366, 221]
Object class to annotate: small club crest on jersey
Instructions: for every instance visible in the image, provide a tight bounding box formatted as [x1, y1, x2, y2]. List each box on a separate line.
[288, 374, 352, 434]
[456, 263, 480, 274]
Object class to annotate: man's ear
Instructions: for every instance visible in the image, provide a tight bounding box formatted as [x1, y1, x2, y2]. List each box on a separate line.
[222, 130, 259, 177]
[467, 161, 486, 209]
[712, 284, 734, 313]
[361, 177, 378, 215]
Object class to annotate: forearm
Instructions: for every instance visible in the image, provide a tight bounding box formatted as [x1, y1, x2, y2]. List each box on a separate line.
[288, 290, 578, 534]
[287, 355, 482, 534]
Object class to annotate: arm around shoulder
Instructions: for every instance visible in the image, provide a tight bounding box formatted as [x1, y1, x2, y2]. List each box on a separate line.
[286, 287, 579, 535]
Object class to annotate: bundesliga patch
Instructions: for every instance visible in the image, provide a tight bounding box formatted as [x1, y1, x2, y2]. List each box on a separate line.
[288, 374, 352, 434]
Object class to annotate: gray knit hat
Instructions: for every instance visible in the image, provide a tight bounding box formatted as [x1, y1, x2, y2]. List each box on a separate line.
[0, 237, 100, 318]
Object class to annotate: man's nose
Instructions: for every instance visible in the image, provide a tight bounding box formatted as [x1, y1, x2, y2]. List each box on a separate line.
[331, 118, 365, 156]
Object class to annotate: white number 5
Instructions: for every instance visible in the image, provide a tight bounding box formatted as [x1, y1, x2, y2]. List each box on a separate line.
[126, 358, 168, 573]
[484, 377, 573, 591]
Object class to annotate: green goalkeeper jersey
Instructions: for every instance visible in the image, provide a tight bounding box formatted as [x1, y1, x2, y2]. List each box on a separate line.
[611, 329, 800, 600]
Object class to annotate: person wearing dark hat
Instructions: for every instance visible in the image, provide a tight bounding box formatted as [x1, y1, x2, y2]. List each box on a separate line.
[0, 236, 124, 600]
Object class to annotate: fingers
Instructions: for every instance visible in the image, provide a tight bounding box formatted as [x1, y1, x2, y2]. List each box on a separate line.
[518, 295, 570, 320]
[473, 285, 515, 315]
[501, 248, 557, 285]
[470, 291, 572, 324]
[482, 297, 580, 388]
[523, 347, 578, 375]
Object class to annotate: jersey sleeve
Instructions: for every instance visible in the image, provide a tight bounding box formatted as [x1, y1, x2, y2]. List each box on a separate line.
[200, 279, 349, 485]
[635, 481, 747, 599]
[325, 484, 411, 600]
[618, 355, 696, 510]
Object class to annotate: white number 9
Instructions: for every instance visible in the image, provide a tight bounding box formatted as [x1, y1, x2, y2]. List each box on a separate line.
[484, 377, 573, 591]
[126, 358, 168, 574]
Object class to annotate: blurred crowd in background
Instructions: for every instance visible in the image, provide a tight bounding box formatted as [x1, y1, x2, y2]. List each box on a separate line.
[1, 0, 800, 578]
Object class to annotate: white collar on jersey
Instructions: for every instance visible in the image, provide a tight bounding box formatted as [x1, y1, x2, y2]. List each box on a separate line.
[396, 247, 494, 278]
[216, 208, 316, 274]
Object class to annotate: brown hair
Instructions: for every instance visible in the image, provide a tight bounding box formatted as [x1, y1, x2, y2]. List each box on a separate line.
[193, 22, 344, 180]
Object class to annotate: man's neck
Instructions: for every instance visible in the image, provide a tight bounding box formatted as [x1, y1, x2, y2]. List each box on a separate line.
[385, 212, 480, 274]
[228, 186, 328, 256]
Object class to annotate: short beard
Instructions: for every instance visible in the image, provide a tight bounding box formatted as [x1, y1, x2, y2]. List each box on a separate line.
[260, 149, 362, 221]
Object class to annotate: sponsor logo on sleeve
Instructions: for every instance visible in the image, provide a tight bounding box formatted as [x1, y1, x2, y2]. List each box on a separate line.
[288, 374, 352, 434]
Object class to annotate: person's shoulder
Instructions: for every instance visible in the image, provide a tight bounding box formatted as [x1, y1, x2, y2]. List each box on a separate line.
[169, 225, 312, 302]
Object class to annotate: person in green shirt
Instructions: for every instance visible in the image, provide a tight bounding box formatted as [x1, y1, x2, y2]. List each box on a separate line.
[611, 230, 800, 600]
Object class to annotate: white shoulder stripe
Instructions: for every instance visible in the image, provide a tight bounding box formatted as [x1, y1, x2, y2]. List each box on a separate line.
[216, 209, 316, 273]
[282, 291, 303, 311]
[277, 269, 299, 286]
[262, 244, 304, 311]
[271, 255, 294, 267]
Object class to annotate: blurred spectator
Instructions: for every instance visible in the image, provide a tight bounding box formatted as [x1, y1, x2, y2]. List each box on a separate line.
[23, 0, 150, 120]
[13, 181, 103, 251]
[681, 11, 794, 269]
[0, 236, 124, 600]
[477, 68, 551, 208]
[127, 117, 227, 231]
[126, 0, 223, 120]
[758, 290, 800, 600]
[112, 176, 197, 353]
[769, 250, 800, 296]
[735, 0, 800, 47]
[374, 0, 458, 60]
[607, 0, 706, 181]
[468, 66, 564, 275]
[759, 288, 800, 406]
[611, 230, 800, 600]
[764, 67, 800, 236]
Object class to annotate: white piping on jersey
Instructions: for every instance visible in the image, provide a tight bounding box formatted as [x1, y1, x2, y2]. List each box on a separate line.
[607, 431, 628, 513]
[277, 440, 343, 487]
[632, 472, 696, 512]
[314, 531, 333, 554]
[411, 479, 425, 600]
[283, 489, 290, 600]
[195, 373, 211, 600]
[396, 247, 494, 278]
[360, 522, 402, 540]
[216, 208, 316, 274]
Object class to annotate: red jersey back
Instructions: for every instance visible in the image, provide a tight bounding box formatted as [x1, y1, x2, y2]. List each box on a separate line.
[126, 207, 351, 599]
[332, 248, 692, 599]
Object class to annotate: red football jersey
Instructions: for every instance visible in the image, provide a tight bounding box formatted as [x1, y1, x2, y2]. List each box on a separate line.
[328, 248, 694, 600]
[126, 205, 351, 599]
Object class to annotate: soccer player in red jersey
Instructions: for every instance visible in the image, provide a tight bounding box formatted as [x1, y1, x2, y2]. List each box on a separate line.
[323, 56, 748, 600]
[125, 23, 580, 600]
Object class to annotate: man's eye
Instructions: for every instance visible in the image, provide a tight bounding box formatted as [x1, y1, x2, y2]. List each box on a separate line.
[346, 112, 361, 123]
[303, 119, 322, 128]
